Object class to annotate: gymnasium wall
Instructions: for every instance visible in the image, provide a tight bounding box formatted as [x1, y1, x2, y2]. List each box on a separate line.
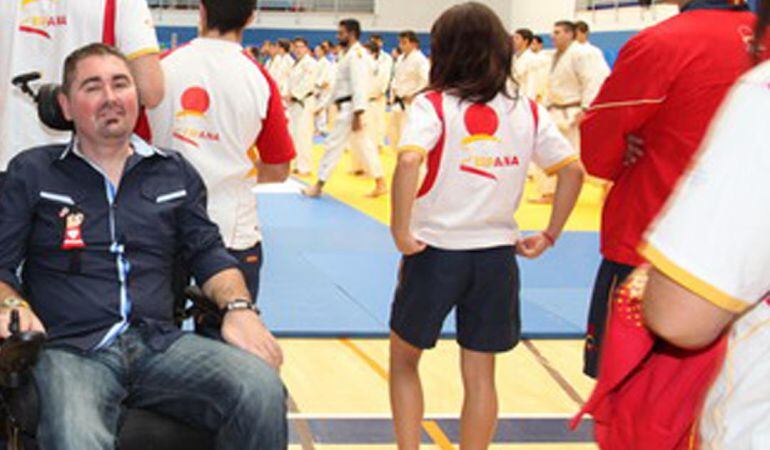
[152, 0, 755, 67]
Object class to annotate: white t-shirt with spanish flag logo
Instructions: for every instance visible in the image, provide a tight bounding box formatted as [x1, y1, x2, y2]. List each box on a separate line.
[0, 0, 159, 170]
[399, 90, 576, 250]
[147, 38, 295, 250]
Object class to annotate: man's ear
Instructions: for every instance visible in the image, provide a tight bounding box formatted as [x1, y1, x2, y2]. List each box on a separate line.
[57, 90, 73, 121]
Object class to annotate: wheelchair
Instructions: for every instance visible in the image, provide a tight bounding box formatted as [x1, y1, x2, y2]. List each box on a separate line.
[0, 74, 224, 450]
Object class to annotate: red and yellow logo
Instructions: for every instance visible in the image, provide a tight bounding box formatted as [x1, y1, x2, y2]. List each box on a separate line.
[18, 0, 67, 40]
[172, 87, 220, 148]
[460, 104, 519, 181]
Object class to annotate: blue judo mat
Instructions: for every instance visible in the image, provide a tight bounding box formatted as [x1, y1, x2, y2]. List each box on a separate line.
[256, 192, 601, 338]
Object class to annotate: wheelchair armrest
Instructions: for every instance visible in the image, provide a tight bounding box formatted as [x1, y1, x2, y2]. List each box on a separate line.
[0, 331, 46, 389]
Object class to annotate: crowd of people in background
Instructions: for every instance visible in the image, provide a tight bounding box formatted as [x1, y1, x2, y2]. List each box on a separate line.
[2, 0, 769, 449]
[236, 18, 612, 203]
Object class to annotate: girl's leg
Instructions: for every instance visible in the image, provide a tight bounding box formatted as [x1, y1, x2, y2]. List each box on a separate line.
[390, 332, 425, 450]
[459, 348, 498, 450]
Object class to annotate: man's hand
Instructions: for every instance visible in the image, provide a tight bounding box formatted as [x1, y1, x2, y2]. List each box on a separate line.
[221, 310, 284, 369]
[393, 232, 427, 256]
[0, 306, 45, 339]
[516, 233, 551, 259]
[352, 111, 364, 132]
[574, 110, 586, 126]
[624, 134, 645, 167]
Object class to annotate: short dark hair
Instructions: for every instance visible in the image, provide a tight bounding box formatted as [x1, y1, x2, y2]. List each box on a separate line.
[293, 36, 309, 47]
[62, 43, 130, 95]
[515, 28, 534, 45]
[533, 35, 544, 45]
[575, 20, 590, 34]
[339, 19, 362, 39]
[201, 0, 256, 34]
[364, 41, 379, 54]
[428, 2, 514, 104]
[398, 30, 420, 46]
[277, 38, 291, 52]
[555, 20, 576, 35]
[371, 33, 383, 42]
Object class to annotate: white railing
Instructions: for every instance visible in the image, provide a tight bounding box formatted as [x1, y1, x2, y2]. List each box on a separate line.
[147, 0, 375, 13]
[576, 0, 649, 11]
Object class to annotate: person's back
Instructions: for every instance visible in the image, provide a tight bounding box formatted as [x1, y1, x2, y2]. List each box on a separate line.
[148, 0, 294, 305]
[583, 7, 754, 268]
[405, 90, 576, 249]
[579, 0, 755, 379]
[149, 38, 293, 251]
[0, 0, 161, 170]
[388, 4, 584, 449]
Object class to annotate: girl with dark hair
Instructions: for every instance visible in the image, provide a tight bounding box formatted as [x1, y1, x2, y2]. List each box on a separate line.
[388, 2, 585, 448]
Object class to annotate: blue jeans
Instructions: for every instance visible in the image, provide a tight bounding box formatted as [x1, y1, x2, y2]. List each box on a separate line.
[32, 327, 287, 450]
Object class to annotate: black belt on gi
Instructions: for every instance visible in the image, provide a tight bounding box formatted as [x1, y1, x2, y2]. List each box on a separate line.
[393, 96, 406, 110]
[334, 96, 353, 106]
[291, 92, 314, 108]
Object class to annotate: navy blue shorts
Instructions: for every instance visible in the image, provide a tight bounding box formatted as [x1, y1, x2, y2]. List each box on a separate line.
[390, 245, 521, 353]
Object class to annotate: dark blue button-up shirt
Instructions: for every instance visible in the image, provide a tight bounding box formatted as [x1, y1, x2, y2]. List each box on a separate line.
[0, 136, 238, 352]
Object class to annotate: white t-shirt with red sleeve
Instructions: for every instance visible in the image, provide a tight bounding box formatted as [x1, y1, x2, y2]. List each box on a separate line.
[399, 90, 577, 250]
[0, 0, 159, 170]
[147, 38, 295, 250]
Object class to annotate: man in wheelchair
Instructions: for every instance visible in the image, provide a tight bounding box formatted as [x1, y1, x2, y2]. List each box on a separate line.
[0, 43, 287, 449]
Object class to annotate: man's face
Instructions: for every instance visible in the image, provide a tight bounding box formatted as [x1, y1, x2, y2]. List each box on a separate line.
[552, 26, 573, 51]
[513, 33, 527, 53]
[398, 38, 412, 54]
[59, 54, 138, 144]
[338, 26, 351, 48]
[531, 40, 543, 52]
[577, 30, 588, 43]
[293, 41, 309, 59]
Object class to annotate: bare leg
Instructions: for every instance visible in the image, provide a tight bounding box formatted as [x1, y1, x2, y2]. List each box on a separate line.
[459, 348, 498, 450]
[390, 332, 424, 450]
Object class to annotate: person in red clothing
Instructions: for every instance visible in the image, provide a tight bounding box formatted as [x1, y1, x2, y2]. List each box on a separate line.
[580, 0, 755, 378]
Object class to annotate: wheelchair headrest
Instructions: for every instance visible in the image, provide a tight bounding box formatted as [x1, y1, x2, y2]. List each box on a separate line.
[12, 71, 74, 132]
[36, 84, 75, 132]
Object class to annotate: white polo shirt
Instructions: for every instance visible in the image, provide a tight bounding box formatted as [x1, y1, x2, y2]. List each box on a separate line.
[0, 0, 159, 170]
[640, 61, 770, 450]
[399, 90, 577, 250]
[147, 38, 295, 250]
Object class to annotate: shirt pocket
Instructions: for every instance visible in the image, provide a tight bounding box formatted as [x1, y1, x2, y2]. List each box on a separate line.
[138, 181, 188, 246]
[32, 189, 86, 249]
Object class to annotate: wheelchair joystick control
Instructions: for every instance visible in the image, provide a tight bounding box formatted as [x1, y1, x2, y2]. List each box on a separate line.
[9, 309, 20, 337]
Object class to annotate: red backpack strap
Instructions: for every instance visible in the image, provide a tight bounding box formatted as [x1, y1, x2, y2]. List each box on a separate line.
[416, 91, 445, 198]
[102, 0, 117, 46]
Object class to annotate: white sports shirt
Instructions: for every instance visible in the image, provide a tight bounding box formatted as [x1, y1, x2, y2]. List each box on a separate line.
[147, 38, 295, 250]
[0, 0, 159, 170]
[399, 90, 577, 250]
[641, 61, 770, 450]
